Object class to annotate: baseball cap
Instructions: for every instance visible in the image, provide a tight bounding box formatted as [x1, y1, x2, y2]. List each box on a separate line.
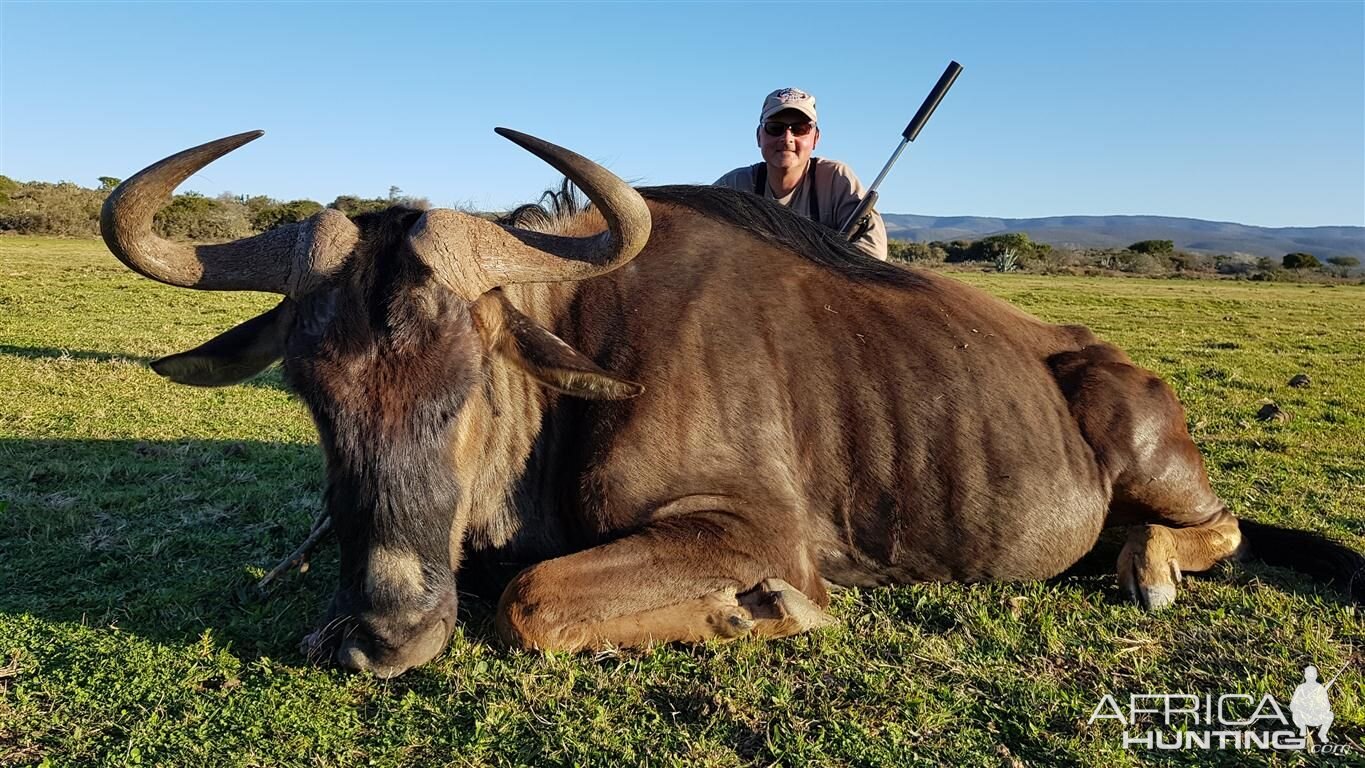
[760, 88, 818, 123]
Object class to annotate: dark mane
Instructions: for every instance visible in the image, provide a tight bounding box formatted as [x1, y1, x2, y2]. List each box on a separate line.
[499, 180, 924, 289]
[639, 185, 926, 288]
[350, 205, 427, 247]
[497, 178, 588, 231]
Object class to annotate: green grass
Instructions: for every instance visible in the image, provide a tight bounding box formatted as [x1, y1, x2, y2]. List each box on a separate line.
[1, 235, 1362, 767]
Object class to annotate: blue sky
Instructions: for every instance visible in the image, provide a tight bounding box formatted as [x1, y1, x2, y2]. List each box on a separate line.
[3, 1, 1362, 227]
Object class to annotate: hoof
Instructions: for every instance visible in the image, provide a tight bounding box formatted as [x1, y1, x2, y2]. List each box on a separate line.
[702, 589, 756, 640]
[1121, 559, 1181, 610]
[738, 578, 835, 638]
[722, 611, 755, 636]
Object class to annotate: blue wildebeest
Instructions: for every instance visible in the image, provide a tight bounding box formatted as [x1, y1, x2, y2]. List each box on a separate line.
[101, 130, 1364, 678]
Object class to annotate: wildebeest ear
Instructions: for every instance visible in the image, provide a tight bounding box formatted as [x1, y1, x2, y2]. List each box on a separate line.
[471, 291, 644, 400]
[151, 300, 295, 387]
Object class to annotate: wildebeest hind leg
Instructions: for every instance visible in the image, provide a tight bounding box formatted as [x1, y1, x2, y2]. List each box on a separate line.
[1101, 377, 1247, 609]
[1051, 345, 1247, 609]
[495, 512, 832, 652]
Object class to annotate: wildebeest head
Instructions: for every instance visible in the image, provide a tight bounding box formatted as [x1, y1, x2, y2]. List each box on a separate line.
[101, 130, 651, 677]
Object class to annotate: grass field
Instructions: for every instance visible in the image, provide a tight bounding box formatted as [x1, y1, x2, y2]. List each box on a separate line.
[1, 234, 1362, 767]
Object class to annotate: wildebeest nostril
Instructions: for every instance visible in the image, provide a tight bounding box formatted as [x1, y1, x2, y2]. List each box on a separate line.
[335, 633, 423, 680]
[328, 600, 455, 679]
[336, 637, 373, 673]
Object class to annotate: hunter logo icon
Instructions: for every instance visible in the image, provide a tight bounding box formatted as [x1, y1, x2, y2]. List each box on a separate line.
[1290, 665, 1337, 741]
[1089, 660, 1354, 754]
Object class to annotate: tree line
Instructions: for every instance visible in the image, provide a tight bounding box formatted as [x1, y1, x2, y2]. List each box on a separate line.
[886, 232, 1359, 279]
[0, 175, 429, 241]
[2, 174, 1357, 281]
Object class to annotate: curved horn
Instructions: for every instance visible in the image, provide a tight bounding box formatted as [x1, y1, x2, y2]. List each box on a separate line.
[408, 129, 651, 298]
[100, 131, 357, 295]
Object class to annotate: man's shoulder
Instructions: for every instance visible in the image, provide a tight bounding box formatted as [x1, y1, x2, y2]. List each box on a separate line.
[812, 156, 860, 179]
[811, 156, 867, 195]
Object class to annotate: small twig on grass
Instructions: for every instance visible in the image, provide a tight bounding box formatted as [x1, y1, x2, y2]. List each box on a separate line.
[0, 652, 20, 677]
[256, 512, 332, 592]
[308, 506, 330, 532]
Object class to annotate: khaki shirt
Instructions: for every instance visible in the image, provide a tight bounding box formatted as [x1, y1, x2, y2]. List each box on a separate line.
[714, 158, 888, 261]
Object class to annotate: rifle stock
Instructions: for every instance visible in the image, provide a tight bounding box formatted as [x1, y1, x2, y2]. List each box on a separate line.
[839, 190, 879, 237]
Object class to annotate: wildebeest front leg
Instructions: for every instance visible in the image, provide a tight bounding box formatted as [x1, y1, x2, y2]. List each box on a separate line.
[495, 511, 832, 652]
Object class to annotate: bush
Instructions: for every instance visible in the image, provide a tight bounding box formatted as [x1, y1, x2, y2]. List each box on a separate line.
[887, 240, 946, 263]
[1083, 249, 1124, 271]
[0, 176, 422, 241]
[1042, 248, 1090, 270]
[975, 233, 1032, 262]
[1128, 239, 1174, 255]
[154, 192, 252, 241]
[1168, 251, 1215, 272]
[252, 199, 324, 231]
[0, 181, 104, 236]
[329, 190, 430, 218]
[0, 175, 19, 205]
[1282, 252, 1321, 269]
[1326, 256, 1358, 268]
[329, 195, 393, 217]
[940, 240, 976, 263]
[978, 232, 1032, 253]
[941, 232, 1051, 268]
[1118, 251, 1164, 274]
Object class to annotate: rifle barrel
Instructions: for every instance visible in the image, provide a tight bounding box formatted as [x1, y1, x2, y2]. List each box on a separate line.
[903, 61, 963, 142]
[865, 138, 910, 195]
[1323, 662, 1350, 690]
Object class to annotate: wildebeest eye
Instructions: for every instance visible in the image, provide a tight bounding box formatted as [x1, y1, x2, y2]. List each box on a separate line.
[296, 289, 340, 341]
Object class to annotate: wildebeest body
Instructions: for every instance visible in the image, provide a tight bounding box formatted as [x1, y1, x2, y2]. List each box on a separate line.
[490, 198, 1106, 590]
[101, 131, 1364, 678]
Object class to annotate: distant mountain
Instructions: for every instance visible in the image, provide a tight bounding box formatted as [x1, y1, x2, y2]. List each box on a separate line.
[880, 213, 1365, 260]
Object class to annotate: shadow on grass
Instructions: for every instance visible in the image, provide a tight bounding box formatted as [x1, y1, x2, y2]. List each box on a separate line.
[0, 437, 342, 661]
[1052, 525, 1361, 609]
[0, 343, 290, 391]
[0, 436, 512, 665]
[2, 436, 1356, 671]
[0, 343, 157, 365]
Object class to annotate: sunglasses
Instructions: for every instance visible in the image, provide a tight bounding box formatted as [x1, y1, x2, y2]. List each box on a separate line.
[762, 121, 815, 137]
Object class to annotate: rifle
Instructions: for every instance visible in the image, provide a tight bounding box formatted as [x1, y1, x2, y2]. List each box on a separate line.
[839, 61, 964, 240]
[1322, 662, 1349, 690]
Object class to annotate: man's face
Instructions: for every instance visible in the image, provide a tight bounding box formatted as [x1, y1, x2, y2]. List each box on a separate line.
[757, 109, 819, 171]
